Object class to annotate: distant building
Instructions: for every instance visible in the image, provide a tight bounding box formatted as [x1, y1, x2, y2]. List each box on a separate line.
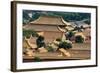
[23, 15, 70, 44]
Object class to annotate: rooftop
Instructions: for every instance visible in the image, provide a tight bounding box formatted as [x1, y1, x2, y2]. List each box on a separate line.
[29, 15, 70, 26]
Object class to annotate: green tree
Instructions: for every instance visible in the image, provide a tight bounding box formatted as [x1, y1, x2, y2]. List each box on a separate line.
[36, 36, 45, 48]
[75, 35, 84, 43]
[46, 46, 54, 52]
[23, 29, 38, 39]
[34, 56, 41, 62]
[66, 31, 74, 40]
[58, 41, 72, 50]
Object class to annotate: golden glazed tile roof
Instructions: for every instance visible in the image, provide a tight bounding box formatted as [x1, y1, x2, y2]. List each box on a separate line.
[30, 15, 70, 26]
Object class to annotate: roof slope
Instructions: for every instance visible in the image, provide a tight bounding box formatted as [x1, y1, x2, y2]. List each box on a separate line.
[30, 15, 68, 26]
